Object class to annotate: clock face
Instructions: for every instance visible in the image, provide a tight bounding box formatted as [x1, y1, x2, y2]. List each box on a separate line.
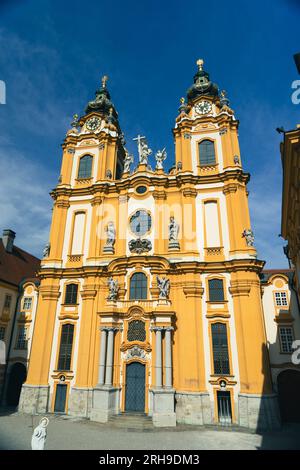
[86, 116, 101, 131]
[195, 100, 212, 115]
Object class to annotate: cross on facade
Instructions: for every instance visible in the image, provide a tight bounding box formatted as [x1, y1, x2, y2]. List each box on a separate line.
[133, 134, 146, 161]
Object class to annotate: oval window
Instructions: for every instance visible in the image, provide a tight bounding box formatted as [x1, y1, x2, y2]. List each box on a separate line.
[136, 186, 147, 194]
[129, 210, 152, 236]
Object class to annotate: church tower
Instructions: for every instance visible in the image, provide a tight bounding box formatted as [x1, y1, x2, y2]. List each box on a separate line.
[19, 62, 280, 429]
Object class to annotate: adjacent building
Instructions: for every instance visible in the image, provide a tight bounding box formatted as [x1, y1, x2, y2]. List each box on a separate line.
[19, 61, 280, 430]
[0, 229, 40, 406]
[281, 124, 300, 299]
[261, 269, 300, 423]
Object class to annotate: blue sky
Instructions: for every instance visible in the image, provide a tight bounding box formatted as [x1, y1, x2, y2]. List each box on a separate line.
[0, 0, 299, 267]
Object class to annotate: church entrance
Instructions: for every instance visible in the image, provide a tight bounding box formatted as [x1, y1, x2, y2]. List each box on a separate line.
[125, 362, 145, 412]
[6, 362, 27, 407]
[277, 369, 300, 422]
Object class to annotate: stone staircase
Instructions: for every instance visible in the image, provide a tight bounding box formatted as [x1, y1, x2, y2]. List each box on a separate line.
[108, 412, 154, 430]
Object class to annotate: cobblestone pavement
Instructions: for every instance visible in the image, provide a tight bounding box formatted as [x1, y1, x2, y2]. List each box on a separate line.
[0, 411, 300, 450]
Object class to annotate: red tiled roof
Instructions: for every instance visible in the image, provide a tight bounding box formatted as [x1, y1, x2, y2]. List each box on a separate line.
[0, 239, 40, 287]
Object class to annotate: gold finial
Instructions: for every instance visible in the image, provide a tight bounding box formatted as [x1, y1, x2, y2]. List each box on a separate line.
[180, 97, 185, 104]
[196, 59, 204, 71]
[101, 75, 109, 88]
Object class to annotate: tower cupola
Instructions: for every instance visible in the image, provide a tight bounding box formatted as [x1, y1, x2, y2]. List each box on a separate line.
[85, 75, 119, 124]
[187, 59, 219, 102]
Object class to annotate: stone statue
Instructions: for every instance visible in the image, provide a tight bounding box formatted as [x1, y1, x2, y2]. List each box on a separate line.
[107, 277, 119, 301]
[177, 161, 182, 171]
[140, 139, 152, 164]
[71, 113, 79, 129]
[43, 242, 50, 258]
[242, 229, 255, 246]
[234, 155, 240, 165]
[155, 148, 167, 170]
[169, 217, 179, 241]
[106, 169, 112, 179]
[133, 135, 152, 165]
[123, 149, 134, 173]
[31, 417, 49, 450]
[104, 222, 116, 253]
[157, 276, 170, 300]
[168, 217, 180, 250]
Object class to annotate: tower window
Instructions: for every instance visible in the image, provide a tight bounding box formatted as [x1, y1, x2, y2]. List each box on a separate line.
[127, 320, 146, 342]
[64, 284, 78, 305]
[15, 326, 27, 350]
[211, 323, 230, 375]
[275, 291, 288, 307]
[57, 324, 74, 371]
[22, 297, 32, 310]
[199, 140, 216, 166]
[4, 294, 12, 309]
[208, 279, 225, 302]
[78, 155, 93, 179]
[0, 326, 6, 341]
[129, 273, 147, 300]
[279, 327, 294, 353]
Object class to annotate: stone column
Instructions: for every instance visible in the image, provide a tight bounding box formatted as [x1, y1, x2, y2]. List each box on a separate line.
[105, 328, 115, 386]
[155, 328, 162, 388]
[164, 327, 173, 388]
[98, 328, 108, 386]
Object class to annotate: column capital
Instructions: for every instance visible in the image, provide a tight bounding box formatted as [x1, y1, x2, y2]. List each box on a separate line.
[150, 326, 164, 332]
[164, 326, 174, 332]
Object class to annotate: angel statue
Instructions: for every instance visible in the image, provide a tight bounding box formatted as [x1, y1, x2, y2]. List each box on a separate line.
[31, 417, 49, 450]
[242, 229, 255, 246]
[43, 242, 50, 258]
[156, 276, 170, 300]
[103, 221, 116, 253]
[107, 277, 119, 301]
[155, 148, 167, 170]
[123, 149, 134, 173]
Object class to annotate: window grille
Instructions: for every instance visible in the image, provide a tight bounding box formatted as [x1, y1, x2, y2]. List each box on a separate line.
[127, 320, 146, 342]
[211, 323, 230, 375]
[208, 279, 224, 302]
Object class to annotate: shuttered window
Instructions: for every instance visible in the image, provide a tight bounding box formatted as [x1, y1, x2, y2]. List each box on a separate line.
[57, 324, 74, 371]
[130, 273, 147, 300]
[199, 140, 216, 166]
[208, 279, 224, 301]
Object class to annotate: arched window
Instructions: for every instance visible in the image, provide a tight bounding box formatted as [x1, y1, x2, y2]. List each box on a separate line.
[199, 140, 216, 166]
[208, 279, 224, 302]
[57, 324, 74, 371]
[211, 323, 230, 375]
[78, 155, 93, 179]
[127, 320, 146, 342]
[129, 273, 147, 300]
[64, 284, 78, 305]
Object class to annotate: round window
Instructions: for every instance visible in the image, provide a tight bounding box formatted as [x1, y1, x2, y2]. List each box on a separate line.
[129, 210, 152, 236]
[136, 185, 147, 194]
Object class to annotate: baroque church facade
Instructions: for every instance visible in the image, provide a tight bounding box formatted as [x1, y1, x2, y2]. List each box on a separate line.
[19, 61, 280, 429]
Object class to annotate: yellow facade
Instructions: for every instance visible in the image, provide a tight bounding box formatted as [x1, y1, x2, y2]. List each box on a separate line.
[19, 61, 280, 429]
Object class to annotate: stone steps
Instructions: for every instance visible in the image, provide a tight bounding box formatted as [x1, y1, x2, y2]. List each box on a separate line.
[108, 412, 154, 430]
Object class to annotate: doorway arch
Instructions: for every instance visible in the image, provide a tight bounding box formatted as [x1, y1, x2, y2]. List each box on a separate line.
[125, 362, 145, 412]
[6, 362, 27, 407]
[277, 369, 300, 422]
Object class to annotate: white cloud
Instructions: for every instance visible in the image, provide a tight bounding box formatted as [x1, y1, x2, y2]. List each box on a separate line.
[0, 146, 56, 258]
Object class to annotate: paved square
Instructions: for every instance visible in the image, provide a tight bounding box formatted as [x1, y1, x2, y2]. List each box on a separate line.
[0, 412, 299, 450]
